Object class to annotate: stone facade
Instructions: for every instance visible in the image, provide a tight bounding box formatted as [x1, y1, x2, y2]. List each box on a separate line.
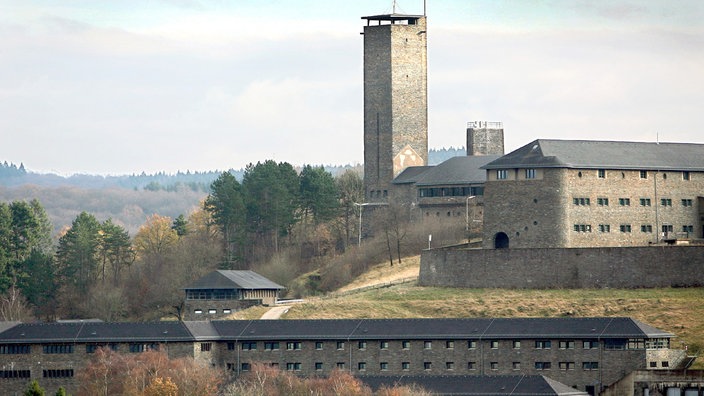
[363, 14, 428, 202]
[467, 121, 505, 156]
[602, 370, 704, 396]
[419, 245, 704, 289]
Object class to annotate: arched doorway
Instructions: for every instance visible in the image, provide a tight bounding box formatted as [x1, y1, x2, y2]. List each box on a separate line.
[494, 232, 509, 249]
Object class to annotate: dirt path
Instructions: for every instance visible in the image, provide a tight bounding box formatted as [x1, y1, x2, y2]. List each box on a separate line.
[260, 305, 290, 320]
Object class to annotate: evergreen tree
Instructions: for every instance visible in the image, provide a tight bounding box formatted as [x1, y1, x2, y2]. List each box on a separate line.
[24, 380, 45, 396]
[204, 172, 246, 267]
[56, 212, 101, 293]
[300, 165, 339, 224]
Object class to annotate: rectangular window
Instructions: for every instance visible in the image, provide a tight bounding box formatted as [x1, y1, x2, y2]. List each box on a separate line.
[490, 362, 498, 370]
[640, 198, 651, 206]
[358, 341, 367, 350]
[380, 362, 388, 371]
[535, 340, 551, 349]
[286, 362, 301, 371]
[641, 225, 653, 233]
[129, 343, 157, 353]
[0, 345, 30, 354]
[446, 361, 455, 370]
[287, 342, 302, 350]
[640, 170, 648, 179]
[598, 224, 610, 233]
[574, 224, 592, 233]
[402, 362, 410, 370]
[315, 362, 323, 371]
[265, 342, 280, 351]
[682, 199, 693, 207]
[582, 362, 599, 370]
[424, 341, 432, 350]
[337, 362, 345, 369]
[535, 362, 551, 370]
[424, 362, 432, 371]
[497, 170, 508, 180]
[315, 341, 323, 350]
[468, 361, 477, 370]
[402, 340, 410, 350]
[583, 340, 599, 349]
[513, 340, 521, 349]
[43, 369, 74, 378]
[662, 361, 669, 368]
[683, 225, 694, 234]
[43, 344, 74, 354]
[597, 197, 609, 206]
[201, 343, 212, 352]
[336, 341, 344, 350]
[620, 224, 632, 233]
[683, 171, 690, 180]
[598, 169, 606, 178]
[380, 341, 389, 350]
[573, 197, 590, 206]
[559, 341, 575, 349]
[512, 362, 521, 370]
[662, 224, 673, 234]
[358, 362, 366, 371]
[446, 340, 454, 349]
[0, 370, 31, 379]
[559, 362, 575, 370]
[525, 169, 536, 179]
[241, 363, 251, 371]
[490, 340, 499, 349]
[227, 342, 235, 351]
[468, 340, 477, 349]
[661, 198, 672, 206]
[619, 198, 631, 206]
[241, 342, 256, 351]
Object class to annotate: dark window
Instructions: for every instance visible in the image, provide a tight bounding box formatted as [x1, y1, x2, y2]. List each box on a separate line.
[497, 170, 508, 180]
[598, 169, 606, 178]
[0, 370, 30, 379]
[241, 342, 256, 351]
[583, 340, 599, 349]
[358, 362, 366, 371]
[265, 342, 280, 351]
[43, 369, 74, 378]
[380, 341, 389, 349]
[315, 341, 323, 350]
[380, 362, 388, 371]
[468, 340, 477, 349]
[525, 169, 536, 179]
[683, 171, 690, 180]
[402, 362, 410, 370]
[201, 343, 212, 352]
[402, 340, 410, 349]
[490, 362, 498, 370]
[641, 225, 653, 233]
[227, 342, 235, 351]
[358, 341, 367, 350]
[446, 361, 455, 370]
[424, 362, 432, 370]
[315, 362, 323, 371]
[559, 362, 575, 370]
[661, 198, 672, 206]
[619, 198, 631, 206]
[582, 362, 599, 370]
[44, 344, 74, 354]
[535, 361, 551, 370]
[597, 197, 609, 206]
[287, 342, 302, 350]
[490, 340, 499, 349]
[512, 362, 521, 370]
[640, 170, 648, 179]
[241, 362, 251, 371]
[598, 224, 610, 233]
[620, 224, 632, 233]
[129, 343, 157, 353]
[682, 199, 693, 207]
[534, 340, 551, 349]
[513, 340, 521, 349]
[336, 341, 344, 350]
[640, 198, 651, 206]
[446, 340, 454, 349]
[0, 344, 30, 354]
[468, 361, 477, 370]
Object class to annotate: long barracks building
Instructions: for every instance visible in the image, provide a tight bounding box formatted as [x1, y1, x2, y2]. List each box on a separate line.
[0, 317, 686, 395]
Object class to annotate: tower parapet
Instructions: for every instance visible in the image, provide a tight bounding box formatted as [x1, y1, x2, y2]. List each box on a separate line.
[467, 121, 505, 156]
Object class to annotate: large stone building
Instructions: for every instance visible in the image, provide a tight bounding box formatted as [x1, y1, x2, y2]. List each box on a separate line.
[481, 140, 704, 249]
[0, 317, 685, 395]
[362, 13, 428, 202]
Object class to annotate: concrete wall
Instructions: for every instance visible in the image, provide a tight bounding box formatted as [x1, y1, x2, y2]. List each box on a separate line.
[420, 245, 704, 289]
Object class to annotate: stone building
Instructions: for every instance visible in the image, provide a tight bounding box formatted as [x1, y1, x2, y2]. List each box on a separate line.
[183, 270, 284, 320]
[0, 317, 685, 395]
[481, 140, 704, 249]
[602, 369, 704, 395]
[362, 13, 428, 202]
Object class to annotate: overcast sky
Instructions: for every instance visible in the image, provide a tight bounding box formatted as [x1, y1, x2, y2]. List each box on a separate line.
[1, 0, 702, 176]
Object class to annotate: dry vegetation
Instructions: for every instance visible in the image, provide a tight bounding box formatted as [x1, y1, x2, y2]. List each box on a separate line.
[246, 257, 704, 368]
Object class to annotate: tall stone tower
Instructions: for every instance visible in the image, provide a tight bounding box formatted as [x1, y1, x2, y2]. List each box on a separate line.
[362, 13, 428, 201]
[467, 121, 505, 156]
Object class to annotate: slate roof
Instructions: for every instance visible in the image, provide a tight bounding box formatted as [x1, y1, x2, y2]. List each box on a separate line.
[184, 270, 285, 291]
[0, 321, 193, 344]
[360, 375, 589, 395]
[0, 318, 672, 344]
[392, 155, 499, 186]
[483, 139, 704, 171]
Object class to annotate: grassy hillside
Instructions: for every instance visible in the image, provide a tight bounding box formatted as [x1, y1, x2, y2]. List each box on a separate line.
[241, 256, 704, 365]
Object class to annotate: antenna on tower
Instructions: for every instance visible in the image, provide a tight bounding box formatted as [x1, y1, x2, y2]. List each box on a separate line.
[392, 0, 397, 14]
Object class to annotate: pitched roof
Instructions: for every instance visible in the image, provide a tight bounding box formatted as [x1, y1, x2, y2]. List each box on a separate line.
[184, 270, 285, 291]
[360, 375, 589, 395]
[0, 317, 672, 344]
[0, 321, 193, 343]
[392, 155, 500, 186]
[483, 139, 704, 171]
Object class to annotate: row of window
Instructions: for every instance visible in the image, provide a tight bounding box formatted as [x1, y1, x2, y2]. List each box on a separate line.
[573, 197, 693, 207]
[193, 308, 233, 315]
[43, 369, 74, 378]
[10, 343, 159, 355]
[234, 360, 600, 372]
[497, 169, 692, 181]
[186, 290, 239, 300]
[0, 369, 76, 380]
[227, 339, 607, 351]
[574, 224, 695, 234]
[418, 186, 483, 198]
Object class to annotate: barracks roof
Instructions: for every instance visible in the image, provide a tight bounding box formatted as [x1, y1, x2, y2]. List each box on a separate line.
[392, 155, 500, 186]
[184, 270, 284, 291]
[361, 375, 589, 396]
[0, 317, 672, 344]
[483, 139, 704, 171]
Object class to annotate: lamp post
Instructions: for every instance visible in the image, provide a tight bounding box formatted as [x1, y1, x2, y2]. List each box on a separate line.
[354, 202, 366, 247]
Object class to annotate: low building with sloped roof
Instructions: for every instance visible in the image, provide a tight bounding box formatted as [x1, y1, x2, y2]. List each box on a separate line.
[183, 270, 285, 320]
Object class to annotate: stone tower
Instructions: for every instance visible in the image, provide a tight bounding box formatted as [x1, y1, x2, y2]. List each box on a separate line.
[362, 13, 428, 201]
[466, 121, 505, 156]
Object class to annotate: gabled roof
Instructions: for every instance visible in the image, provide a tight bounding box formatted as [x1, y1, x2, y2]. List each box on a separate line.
[184, 270, 285, 291]
[392, 166, 433, 184]
[360, 375, 589, 395]
[483, 139, 704, 171]
[0, 321, 193, 343]
[414, 155, 500, 186]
